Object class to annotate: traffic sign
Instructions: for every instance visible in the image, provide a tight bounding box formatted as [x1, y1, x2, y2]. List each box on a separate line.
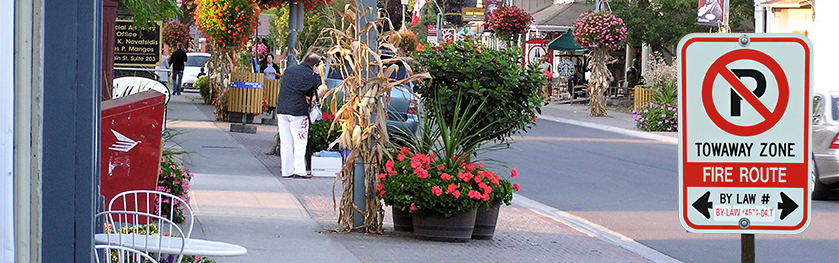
[678, 34, 813, 234]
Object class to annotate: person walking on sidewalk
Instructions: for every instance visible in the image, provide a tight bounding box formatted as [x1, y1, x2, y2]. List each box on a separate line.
[276, 53, 327, 178]
[168, 43, 188, 95]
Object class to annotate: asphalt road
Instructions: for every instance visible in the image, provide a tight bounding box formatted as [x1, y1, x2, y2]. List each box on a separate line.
[483, 119, 839, 263]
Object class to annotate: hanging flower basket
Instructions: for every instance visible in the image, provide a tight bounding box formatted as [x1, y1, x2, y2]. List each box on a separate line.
[572, 12, 627, 51]
[484, 5, 533, 44]
[162, 20, 190, 48]
[194, 0, 260, 53]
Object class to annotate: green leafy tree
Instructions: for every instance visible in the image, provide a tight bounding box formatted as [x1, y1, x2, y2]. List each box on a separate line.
[609, 0, 754, 56]
[118, 0, 182, 29]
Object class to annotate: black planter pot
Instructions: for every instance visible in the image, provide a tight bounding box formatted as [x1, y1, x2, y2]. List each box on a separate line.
[391, 208, 413, 232]
[412, 209, 477, 242]
[473, 202, 501, 240]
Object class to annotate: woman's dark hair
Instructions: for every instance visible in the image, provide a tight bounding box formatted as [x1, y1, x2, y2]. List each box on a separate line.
[265, 54, 274, 62]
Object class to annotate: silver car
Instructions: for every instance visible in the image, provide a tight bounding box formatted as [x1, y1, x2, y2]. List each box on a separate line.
[810, 91, 839, 199]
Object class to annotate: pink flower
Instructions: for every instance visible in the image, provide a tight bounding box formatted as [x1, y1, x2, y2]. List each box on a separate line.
[378, 173, 386, 180]
[513, 183, 520, 191]
[474, 176, 482, 183]
[414, 168, 428, 179]
[377, 183, 384, 192]
[468, 190, 483, 200]
[437, 165, 445, 171]
[446, 184, 458, 194]
[511, 168, 518, 178]
[452, 190, 461, 199]
[482, 193, 490, 201]
[411, 159, 422, 169]
[431, 186, 443, 196]
[410, 203, 417, 211]
[397, 154, 405, 161]
[441, 173, 451, 181]
[400, 147, 411, 155]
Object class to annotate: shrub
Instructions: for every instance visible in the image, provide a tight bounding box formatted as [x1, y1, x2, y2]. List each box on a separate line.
[412, 39, 543, 148]
[633, 102, 678, 132]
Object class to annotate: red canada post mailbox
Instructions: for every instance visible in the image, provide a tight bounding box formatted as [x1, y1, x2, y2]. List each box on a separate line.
[100, 90, 166, 212]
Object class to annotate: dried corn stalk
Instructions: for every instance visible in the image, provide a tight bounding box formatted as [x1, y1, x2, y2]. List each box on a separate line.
[323, 4, 429, 233]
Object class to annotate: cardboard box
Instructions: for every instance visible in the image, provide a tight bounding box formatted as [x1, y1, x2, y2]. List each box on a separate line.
[311, 155, 342, 177]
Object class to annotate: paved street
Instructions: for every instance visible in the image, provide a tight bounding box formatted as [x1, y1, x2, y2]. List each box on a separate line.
[484, 117, 839, 262]
[167, 92, 838, 262]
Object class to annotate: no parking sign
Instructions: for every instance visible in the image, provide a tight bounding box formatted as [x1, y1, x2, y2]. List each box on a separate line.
[678, 34, 813, 234]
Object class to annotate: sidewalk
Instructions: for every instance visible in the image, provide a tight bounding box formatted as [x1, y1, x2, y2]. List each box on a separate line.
[165, 93, 679, 262]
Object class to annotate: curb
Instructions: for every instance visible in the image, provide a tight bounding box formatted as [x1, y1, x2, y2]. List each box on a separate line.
[512, 194, 681, 263]
[537, 114, 679, 144]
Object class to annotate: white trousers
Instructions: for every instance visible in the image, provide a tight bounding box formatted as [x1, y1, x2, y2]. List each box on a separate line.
[277, 114, 309, 176]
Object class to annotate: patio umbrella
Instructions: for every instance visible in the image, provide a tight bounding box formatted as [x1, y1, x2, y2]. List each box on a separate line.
[547, 29, 588, 52]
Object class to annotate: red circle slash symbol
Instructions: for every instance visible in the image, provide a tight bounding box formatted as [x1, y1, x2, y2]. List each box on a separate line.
[702, 49, 789, 137]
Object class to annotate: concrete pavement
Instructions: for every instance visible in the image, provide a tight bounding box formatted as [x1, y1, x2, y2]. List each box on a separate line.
[165, 93, 680, 262]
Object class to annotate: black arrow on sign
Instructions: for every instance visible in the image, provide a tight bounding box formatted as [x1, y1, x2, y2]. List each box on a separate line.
[692, 191, 713, 219]
[777, 192, 799, 220]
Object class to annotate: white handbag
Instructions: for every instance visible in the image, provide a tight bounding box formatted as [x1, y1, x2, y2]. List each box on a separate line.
[309, 93, 322, 124]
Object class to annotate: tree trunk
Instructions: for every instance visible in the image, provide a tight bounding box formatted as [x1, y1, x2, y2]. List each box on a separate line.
[587, 47, 612, 117]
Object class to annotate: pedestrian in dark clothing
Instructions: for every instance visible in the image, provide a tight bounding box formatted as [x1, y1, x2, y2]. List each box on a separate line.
[276, 53, 327, 178]
[168, 44, 188, 95]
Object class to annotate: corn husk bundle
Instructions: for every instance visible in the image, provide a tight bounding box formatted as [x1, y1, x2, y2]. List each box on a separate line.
[323, 4, 429, 233]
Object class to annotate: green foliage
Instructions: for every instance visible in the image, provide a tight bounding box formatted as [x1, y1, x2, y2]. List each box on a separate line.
[609, 0, 755, 55]
[308, 113, 339, 152]
[268, 0, 350, 55]
[194, 76, 213, 104]
[412, 39, 543, 147]
[384, 98, 518, 214]
[158, 129, 194, 224]
[119, 0, 182, 29]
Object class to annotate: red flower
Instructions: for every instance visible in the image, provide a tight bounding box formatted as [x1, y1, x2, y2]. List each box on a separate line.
[513, 183, 520, 191]
[437, 165, 445, 171]
[446, 184, 458, 194]
[414, 168, 428, 179]
[511, 168, 518, 178]
[376, 183, 384, 192]
[397, 154, 405, 161]
[452, 190, 461, 199]
[400, 147, 411, 155]
[467, 190, 483, 199]
[410, 203, 417, 211]
[378, 173, 386, 180]
[431, 186, 443, 196]
[441, 173, 451, 181]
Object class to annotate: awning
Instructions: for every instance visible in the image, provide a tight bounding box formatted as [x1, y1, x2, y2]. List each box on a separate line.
[760, 0, 811, 8]
[547, 30, 587, 52]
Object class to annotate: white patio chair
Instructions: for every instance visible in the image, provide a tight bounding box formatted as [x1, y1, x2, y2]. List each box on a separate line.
[94, 244, 158, 263]
[95, 210, 185, 263]
[109, 190, 195, 238]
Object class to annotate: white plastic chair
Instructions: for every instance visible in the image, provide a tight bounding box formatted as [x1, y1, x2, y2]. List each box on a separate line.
[109, 190, 195, 238]
[95, 210, 185, 263]
[95, 244, 158, 263]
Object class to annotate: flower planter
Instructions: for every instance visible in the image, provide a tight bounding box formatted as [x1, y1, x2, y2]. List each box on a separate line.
[391, 208, 413, 232]
[472, 202, 501, 240]
[412, 209, 477, 242]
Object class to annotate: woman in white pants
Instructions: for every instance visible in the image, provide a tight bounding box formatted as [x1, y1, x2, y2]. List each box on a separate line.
[276, 53, 327, 178]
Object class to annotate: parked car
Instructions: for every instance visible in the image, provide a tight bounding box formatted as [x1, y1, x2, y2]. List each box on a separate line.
[181, 52, 211, 90]
[810, 91, 839, 199]
[323, 53, 420, 135]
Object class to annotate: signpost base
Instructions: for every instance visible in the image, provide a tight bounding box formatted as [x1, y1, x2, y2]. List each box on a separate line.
[741, 234, 754, 263]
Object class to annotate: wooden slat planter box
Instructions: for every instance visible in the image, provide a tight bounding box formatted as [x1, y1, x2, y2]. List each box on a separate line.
[228, 72, 264, 114]
[263, 78, 280, 108]
[634, 87, 653, 108]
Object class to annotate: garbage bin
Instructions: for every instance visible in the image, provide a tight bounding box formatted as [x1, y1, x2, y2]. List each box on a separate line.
[228, 72, 264, 117]
[100, 90, 166, 212]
